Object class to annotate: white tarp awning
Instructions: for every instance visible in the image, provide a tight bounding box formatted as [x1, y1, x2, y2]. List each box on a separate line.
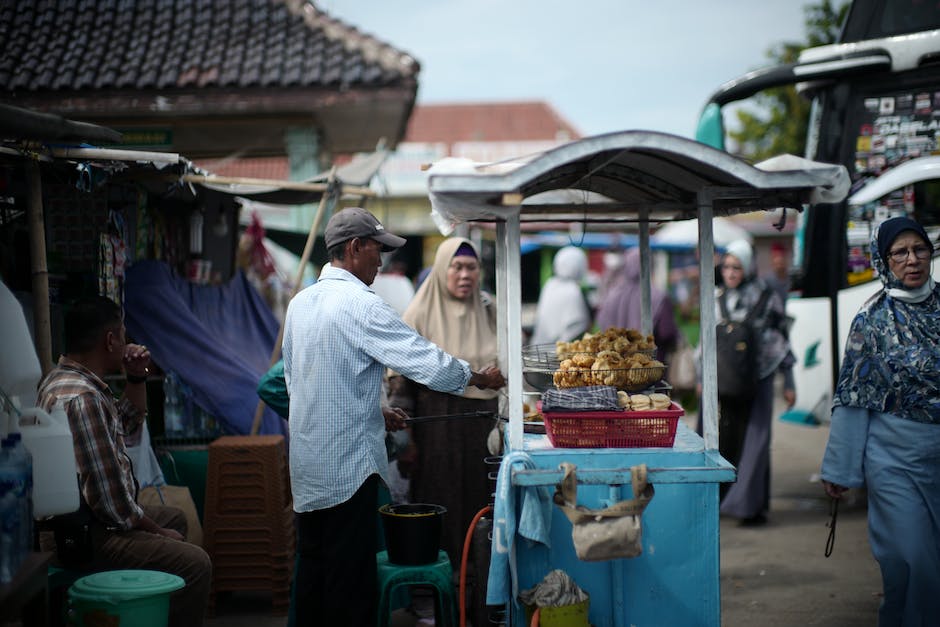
[194, 148, 390, 205]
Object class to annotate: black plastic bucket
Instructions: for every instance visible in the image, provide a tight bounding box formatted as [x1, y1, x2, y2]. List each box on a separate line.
[378, 503, 446, 565]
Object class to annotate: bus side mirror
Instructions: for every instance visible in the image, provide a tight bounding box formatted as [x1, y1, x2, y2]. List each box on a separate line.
[695, 103, 725, 151]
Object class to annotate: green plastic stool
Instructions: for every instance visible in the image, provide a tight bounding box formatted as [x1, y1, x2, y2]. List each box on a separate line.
[376, 550, 457, 627]
[48, 566, 86, 627]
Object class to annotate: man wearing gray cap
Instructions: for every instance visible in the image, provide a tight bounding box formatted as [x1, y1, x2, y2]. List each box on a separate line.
[282, 207, 505, 625]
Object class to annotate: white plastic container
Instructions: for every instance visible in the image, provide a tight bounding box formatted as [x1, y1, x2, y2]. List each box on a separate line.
[17, 405, 80, 517]
[0, 281, 42, 412]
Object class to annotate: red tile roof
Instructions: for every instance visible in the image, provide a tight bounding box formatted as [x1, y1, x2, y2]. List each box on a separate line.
[195, 102, 578, 178]
[404, 102, 581, 144]
[194, 156, 291, 180]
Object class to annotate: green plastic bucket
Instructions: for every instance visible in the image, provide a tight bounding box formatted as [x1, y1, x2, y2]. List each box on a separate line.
[525, 597, 590, 627]
[68, 569, 184, 627]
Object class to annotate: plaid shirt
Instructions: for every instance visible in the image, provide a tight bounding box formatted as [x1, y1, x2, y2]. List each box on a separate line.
[37, 356, 145, 530]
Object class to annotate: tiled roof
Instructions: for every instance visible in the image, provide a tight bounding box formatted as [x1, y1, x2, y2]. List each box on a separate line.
[192, 102, 579, 178]
[0, 0, 418, 93]
[405, 102, 581, 144]
[194, 156, 291, 180]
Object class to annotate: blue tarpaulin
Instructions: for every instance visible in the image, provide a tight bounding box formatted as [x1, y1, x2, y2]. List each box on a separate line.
[124, 260, 287, 437]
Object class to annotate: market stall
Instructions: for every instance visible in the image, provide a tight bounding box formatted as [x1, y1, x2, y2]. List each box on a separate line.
[426, 130, 849, 626]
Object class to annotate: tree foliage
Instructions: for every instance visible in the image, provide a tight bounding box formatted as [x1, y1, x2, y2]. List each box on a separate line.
[728, 0, 851, 161]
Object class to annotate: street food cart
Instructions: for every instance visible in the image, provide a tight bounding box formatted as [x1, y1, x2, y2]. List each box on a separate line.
[426, 131, 849, 627]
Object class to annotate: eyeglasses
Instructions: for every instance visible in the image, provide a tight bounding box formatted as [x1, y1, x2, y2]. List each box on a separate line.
[887, 246, 932, 263]
[448, 260, 480, 273]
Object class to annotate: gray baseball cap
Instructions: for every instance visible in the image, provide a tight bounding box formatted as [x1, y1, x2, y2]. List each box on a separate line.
[323, 207, 406, 252]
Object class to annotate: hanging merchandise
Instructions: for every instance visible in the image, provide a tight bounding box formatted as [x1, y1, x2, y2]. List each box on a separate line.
[135, 188, 150, 261]
[98, 232, 116, 303]
[189, 210, 203, 255]
[97, 210, 129, 305]
[242, 212, 277, 279]
[109, 210, 128, 278]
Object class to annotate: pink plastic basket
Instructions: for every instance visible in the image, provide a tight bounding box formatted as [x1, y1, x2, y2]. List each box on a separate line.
[542, 403, 684, 448]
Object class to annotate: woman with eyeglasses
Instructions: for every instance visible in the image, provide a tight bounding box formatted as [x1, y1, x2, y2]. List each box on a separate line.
[708, 239, 795, 526]
[821, 216, 940, 626]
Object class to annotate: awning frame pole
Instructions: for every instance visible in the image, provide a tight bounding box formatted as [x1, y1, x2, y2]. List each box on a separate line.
[496, 213, 524, 451]
[697, 189, 719, 451]
[250, 166, 338, 435]
[26, 158, 53, 375]
[638, 207, 652, 336]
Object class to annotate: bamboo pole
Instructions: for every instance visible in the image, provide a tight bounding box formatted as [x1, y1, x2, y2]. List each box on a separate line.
[25, 159, 53, 374]
[249, 166, 338, 435]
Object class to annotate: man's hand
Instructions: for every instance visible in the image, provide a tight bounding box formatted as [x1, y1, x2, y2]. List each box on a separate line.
[783, 387, 796, 409]
[123, 343, 151, 379]
[469, 366, 506, 390]
[383, 406, 409, 432]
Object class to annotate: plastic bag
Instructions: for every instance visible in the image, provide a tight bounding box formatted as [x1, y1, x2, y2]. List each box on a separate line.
[553, 462, 653, 561]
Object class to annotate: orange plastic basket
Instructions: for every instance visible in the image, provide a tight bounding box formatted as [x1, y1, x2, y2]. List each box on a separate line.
[542, 403, 683, 448]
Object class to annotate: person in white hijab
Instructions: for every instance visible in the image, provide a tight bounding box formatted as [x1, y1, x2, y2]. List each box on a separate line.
[530, 246, 592, 345]
[711, 238, 795, 526]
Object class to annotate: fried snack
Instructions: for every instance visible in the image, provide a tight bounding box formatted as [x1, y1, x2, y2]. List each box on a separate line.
[550, 328, 663, 388]
[554, 326, 658, 360]
[523, 401, 543, 422]
[552, 358, 593, 388]
[649, 393, 672, 410]
[571, 353, 596, 368]
[617, 390, 631, 409]
[552, 358, 575, 387]
[647, 359, 666, 381]
[591, 350, 625, 386]
[629, 394, 652, 411]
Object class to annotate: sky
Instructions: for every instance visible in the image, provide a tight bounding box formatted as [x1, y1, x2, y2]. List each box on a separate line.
[320, 0, 813, 139]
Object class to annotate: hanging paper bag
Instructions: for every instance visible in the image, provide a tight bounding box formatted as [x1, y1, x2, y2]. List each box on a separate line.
[553, 462, 654, 561]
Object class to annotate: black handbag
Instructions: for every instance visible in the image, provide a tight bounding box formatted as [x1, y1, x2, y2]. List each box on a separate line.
[715, 289, 770, 400]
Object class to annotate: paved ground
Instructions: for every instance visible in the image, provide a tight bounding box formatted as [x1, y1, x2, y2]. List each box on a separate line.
[205, 400, 882, 626]
[719, 416, 881, 627]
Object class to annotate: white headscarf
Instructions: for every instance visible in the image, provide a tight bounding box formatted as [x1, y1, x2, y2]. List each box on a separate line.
[530, 246, 591, 345]
[724, 239, 754, 277]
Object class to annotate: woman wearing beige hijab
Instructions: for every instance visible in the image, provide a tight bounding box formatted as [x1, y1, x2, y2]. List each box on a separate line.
[388, 237, 500, 568]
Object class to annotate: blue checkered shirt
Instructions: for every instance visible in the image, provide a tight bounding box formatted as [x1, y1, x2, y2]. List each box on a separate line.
[283, 265, 472, 512]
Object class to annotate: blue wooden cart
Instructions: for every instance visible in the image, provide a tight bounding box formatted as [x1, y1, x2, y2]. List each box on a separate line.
[426, 131, 849, 627]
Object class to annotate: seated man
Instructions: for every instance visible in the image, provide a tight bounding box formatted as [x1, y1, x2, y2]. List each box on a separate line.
[37, 296, 211, 627]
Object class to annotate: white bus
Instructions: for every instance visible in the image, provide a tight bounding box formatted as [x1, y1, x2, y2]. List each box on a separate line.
[696, 0, 940, 424]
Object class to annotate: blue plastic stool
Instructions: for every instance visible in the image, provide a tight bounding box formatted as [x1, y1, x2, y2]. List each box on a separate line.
[376, 550, 457, 627]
